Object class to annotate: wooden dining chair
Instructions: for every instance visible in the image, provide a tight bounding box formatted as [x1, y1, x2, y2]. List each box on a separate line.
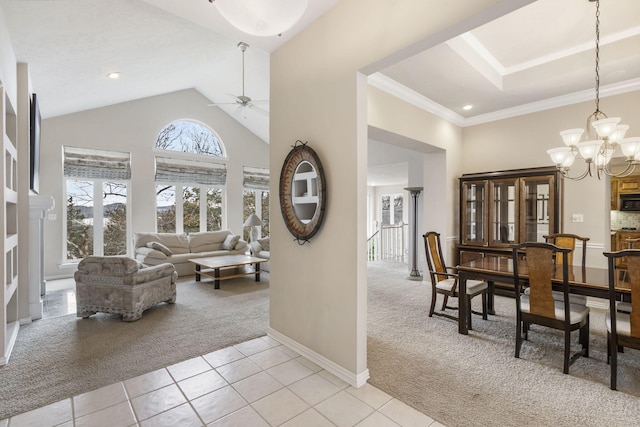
[603, 249, 640, 390]
[542, 233, 590, 306]
[423, 231, 488, 330]
[512, 242, 590, 374]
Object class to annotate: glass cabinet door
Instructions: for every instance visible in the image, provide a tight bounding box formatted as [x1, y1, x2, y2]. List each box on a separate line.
[461, 180, 488, 246]
[521, 175, 554, 243]
[489, 178, 518, 246]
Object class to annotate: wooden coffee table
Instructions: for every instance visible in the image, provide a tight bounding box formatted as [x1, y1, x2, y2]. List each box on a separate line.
[189, 255, 267, 289]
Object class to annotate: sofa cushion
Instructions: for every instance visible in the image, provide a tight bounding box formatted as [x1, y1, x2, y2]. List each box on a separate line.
[257, 237, 269, 251]
[222, 234, 240, 250]
[147, 241, 173, 256]
[134, 232, 189, 254]
[235, 240, 248, 251]
[189, 230, 231, 252]
[135, 247, 168, 260]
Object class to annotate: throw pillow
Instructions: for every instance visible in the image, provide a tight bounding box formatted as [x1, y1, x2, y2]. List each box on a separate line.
[257, 238, 269, 251]
[222, 234, 240, 250]
[146, 241, 173, 256]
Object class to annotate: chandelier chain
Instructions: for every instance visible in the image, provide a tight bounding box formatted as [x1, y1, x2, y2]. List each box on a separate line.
[594, 0, 600, 114]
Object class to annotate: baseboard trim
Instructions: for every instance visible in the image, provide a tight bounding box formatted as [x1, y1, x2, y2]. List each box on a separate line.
[268, 328, 369, 388]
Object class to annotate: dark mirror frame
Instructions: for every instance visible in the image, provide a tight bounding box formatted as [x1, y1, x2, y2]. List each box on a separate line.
[279, 141, 326, 243]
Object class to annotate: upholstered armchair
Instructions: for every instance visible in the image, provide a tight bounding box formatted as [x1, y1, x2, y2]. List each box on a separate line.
[75, 256, 177, 322]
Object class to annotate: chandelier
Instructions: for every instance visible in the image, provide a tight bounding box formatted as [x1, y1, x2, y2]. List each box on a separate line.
[547, 0, 639, 180]
[208, 0, 308, 37]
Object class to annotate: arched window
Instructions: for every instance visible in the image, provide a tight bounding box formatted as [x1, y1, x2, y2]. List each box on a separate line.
[155, 120, 226, 158]
[154, 120, 227, 233]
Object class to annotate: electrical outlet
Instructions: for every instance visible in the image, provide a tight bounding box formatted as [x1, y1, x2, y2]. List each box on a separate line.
[48, 214, 56, 220]
[572, 213, 584, 223]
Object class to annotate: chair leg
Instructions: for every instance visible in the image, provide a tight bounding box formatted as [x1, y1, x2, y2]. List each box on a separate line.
[581, 316, 589, 358]
[428, 288, 437, 318]
[481, 291, 488, 320]
[467, 296, 473, 331]
[563, 330, 571, 374]
[515, 317, 522, 358]
[610, 333, 618, 390]
[441, 295, 449, 311]
[607, 333, 611, 364]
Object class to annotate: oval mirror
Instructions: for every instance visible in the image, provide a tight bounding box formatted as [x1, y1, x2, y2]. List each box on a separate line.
[279, 142, 326, 242]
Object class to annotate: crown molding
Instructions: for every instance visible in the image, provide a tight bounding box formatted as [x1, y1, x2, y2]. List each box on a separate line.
[368, 73, 640, 128]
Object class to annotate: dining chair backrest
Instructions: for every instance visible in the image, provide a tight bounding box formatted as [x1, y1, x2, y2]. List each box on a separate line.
[543, 233, 589, 268]
[513, 242, 571, 319]
[424, 231, 447, 282]
[605, 249, 640, 339]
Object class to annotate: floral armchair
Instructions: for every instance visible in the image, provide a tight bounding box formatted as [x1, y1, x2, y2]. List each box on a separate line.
[75, 256, 177, 322]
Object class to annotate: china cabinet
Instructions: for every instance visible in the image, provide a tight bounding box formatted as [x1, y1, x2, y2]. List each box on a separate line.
[458, 167, 563, 265]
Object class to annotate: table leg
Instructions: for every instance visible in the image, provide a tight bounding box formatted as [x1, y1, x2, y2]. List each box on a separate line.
[458, 270, 469, 335]
[214, 268, 220, 289]
[195, 264, 201, 282]
[255, 263, 261, 282]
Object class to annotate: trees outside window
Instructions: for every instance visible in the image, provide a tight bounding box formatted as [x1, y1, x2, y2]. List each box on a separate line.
[66, 179, 128, 260]
[381, 194, 403, 225]
[243, 189, 269, 241]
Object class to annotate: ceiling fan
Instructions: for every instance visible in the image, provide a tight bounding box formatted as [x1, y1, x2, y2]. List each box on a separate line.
[208, 41, 268, 117]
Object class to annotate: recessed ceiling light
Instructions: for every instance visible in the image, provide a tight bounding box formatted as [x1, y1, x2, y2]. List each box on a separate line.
[107, 72, 121, 79]
[463, 104, 473, 111]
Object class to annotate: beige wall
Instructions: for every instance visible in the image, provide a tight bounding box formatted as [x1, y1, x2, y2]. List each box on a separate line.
[40, 89, 268, 278]
[462, 90, 640, 267]
[270, 0, 519, 383]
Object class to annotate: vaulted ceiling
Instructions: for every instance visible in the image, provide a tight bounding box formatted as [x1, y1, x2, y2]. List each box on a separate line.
[2, 0, 639, 168]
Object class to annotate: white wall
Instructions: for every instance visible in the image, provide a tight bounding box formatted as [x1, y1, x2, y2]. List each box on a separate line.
[270, 0, 512, 384]
[462, 90, 640, 267]
[40, 89, 269, 278]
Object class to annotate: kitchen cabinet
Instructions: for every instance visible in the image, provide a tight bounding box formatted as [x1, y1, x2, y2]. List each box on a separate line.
[611, 177, 619, 210]
[458, 167, 562, 265]
[617, 175, 640, 194]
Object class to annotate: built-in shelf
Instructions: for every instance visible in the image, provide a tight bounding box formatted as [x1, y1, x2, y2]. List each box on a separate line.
[292, 161, 319, 223]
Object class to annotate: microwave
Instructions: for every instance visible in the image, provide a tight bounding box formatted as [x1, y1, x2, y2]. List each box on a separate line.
[620, 194, 640, 211]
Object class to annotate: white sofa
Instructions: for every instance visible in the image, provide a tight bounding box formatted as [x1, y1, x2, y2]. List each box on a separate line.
[134, 230, 248, 276]
[248, 237, 270, 272]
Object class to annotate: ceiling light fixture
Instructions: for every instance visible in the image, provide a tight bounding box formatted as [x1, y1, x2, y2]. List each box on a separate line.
[107, 72, 120, 79]
[463, 105, 473, 111]
[209, 0, 308, 37]
[547, 0, 639, 181]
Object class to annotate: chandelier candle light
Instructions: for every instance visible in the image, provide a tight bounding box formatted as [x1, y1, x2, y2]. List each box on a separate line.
[547, 0, 639, 180]
[209, 0, 308, 37]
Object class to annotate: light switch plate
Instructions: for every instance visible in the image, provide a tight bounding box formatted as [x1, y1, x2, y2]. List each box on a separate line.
[572, 213, 584, 223]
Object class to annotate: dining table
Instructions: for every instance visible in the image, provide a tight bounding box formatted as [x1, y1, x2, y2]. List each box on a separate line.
[456, 255, 631, 335]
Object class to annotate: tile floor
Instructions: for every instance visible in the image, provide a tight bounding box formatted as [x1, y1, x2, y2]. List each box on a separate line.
[1, 335, 443, 426]
[5, 279, 443, 426]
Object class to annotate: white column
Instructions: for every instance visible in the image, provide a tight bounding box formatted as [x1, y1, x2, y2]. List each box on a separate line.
[29, 195, 54, 320]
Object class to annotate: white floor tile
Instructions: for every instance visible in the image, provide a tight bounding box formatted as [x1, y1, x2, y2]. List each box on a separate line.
[74, 401, 136, 427]
[249, 347, 294, 369]
[379, 399, 435, 427]
[260, 335, 282, 347]
[73, 382, 128, 418]
[266, 358, 314, 385]
[130, 383, 188, 421]
[234, 337, 272, 356]
[356, 411, 400, 427]
[124, 368, 174, 398]
[346, 383, 393, 409]
[209, 405, 270, 427]
[178, 369, 229, 400]
[252, 387, 310, 426]
[191, 385, 248, 424]
[216, 357, 262, 383]
[167, 356, 212, 382]
[288, 373, 342, 406]
[6, 399, 72, 427]
[139, 403, 203, 427]
[314, 390, 375, 427]
[203, 346, 246, 368]
[317, 370, 350, 389]
[294, 355, 322, 372]
[232, 371, 284, 402]
[281, 408, 336, 427]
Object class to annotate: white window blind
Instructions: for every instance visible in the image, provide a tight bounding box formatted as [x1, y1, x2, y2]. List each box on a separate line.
[63, 146, 131, 180]
[155, 156, 227, 185]
[243, 166, 269, 191]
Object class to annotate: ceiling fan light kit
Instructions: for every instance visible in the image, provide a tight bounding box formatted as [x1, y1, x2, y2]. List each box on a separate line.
[210, 0, 308, 37]
[547, 0, 638, 180]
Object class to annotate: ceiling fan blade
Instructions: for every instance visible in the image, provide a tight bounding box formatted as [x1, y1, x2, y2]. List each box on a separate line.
[248, 103, 269, 116]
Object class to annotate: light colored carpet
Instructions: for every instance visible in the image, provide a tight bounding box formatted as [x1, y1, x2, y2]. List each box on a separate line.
[0, 275, 269, 420]
[367, 260, 640, 427]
